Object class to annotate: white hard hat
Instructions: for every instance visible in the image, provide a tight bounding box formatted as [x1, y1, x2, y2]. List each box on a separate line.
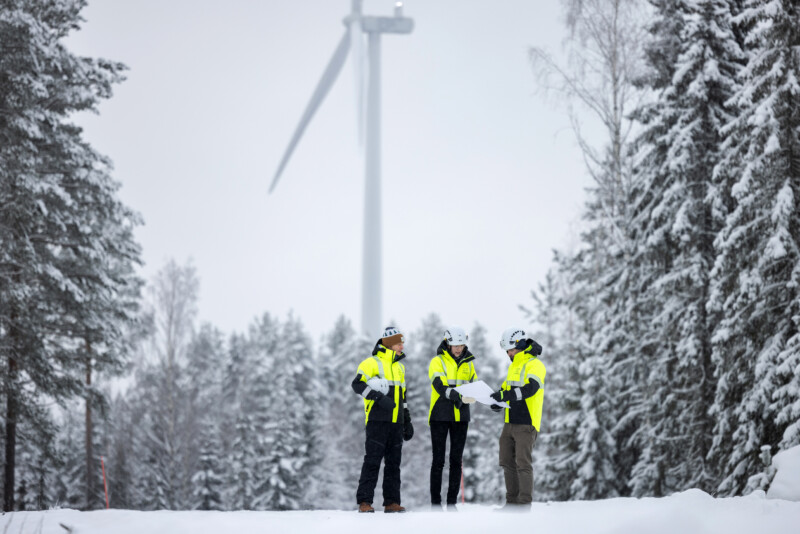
[366, 377, 389, 396]
[499, 327, 528, 351]
[444, 326, 468, 346]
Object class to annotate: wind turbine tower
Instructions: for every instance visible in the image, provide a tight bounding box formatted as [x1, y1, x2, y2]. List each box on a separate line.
[269, 1, 414, 337]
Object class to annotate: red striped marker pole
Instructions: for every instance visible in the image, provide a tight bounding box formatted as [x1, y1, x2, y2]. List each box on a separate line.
[101, 456, 109, 509]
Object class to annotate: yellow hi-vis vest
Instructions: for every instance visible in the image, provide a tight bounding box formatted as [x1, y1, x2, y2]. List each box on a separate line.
[355, 347, 406, 424]
[501, 347, 546, 431]
[428, 350, 477, 424]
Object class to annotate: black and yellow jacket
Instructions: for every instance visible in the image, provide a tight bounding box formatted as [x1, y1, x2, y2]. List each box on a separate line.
[351, 343, 408, 425]
[498, 341, 546, 430]
[428, 340, 477, 424]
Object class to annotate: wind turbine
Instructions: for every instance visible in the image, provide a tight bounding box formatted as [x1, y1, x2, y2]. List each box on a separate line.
[269, 1, 414, 337]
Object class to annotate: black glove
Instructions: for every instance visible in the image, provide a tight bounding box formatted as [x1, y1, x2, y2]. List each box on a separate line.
[490, 390, 504, 402]
[403, 420, 414, 441]
[403, 408, 413, 441]
[490, 404, 503, 413]
[377, 395, 395, 411]
[447, 389, 463, 409]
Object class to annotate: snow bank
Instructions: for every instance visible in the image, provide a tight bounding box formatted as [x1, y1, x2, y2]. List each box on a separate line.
[768, 445, 800, 501]
[3, 492, 799, 534]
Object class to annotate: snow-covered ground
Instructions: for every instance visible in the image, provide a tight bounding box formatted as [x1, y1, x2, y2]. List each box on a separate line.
[3, 490, 799, 534]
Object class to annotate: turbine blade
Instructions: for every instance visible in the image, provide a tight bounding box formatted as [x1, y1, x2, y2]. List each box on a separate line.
[269, 30, 352, 194]
[350, 21, 366, 148]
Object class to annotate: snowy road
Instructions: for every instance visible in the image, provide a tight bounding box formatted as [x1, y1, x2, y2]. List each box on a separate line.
[2, 490, 799, 534]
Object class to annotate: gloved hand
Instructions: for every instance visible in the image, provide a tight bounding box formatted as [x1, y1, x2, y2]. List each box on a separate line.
[462, 396, 477, 405]
[447, 389, 463, 409]
[377, 395, 395, 411]
[403, 420, 414, 441]
[366, 377, 389, 396]
[490, 404, 503, 413]
[490, 390, 504, 402]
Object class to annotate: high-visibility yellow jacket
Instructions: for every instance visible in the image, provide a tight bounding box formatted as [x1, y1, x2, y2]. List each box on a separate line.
[499, 343, 545, 430]
[428, 341, 477, 424]
[351, 344, 407, 425]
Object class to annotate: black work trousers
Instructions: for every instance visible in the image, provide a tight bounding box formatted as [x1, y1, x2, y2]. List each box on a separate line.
[429, 420, 469, 505]
[356, 421, 404, 505]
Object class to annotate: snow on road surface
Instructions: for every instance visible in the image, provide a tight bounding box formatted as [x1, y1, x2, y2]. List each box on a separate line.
[3, 489, 799, 534]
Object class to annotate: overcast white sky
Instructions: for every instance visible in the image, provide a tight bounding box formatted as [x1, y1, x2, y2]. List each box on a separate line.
[66, 0, 593, 352]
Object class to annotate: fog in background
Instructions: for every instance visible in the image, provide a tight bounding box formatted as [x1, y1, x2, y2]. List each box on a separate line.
[66, 0, 594, 348]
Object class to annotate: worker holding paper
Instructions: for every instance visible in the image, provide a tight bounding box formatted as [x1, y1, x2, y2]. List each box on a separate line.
[489, 328, 546, 511]
[427, 326, 481, 511]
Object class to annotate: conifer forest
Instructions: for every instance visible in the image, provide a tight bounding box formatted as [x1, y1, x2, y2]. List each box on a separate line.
[1, 0, 798, 512]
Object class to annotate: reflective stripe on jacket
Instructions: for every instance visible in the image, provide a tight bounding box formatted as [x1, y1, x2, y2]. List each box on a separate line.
[501, 344, 546, 430]
[428, 341, 477, 424]
[352, 345, 407, 424]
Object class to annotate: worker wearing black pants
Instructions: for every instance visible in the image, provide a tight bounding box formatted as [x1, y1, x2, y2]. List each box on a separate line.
[357, 421, 404, 506]
[430, 421, 469, 507]
[427, 327, 479, 510]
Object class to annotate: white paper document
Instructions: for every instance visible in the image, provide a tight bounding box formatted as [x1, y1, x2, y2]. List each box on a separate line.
[454, 380, 509, 408]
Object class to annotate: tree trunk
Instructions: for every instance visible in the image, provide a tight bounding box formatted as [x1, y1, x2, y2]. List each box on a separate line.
[3, 356, 18, 512]
[86, 340, 94, 510]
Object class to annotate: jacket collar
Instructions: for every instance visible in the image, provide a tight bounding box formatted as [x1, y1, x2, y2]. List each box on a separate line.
[372, 342, 406, 363]
[511, 344, 535, 366]
[436, 340, 475, 365]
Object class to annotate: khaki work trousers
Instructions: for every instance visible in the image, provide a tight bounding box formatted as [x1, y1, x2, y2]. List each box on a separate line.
[498, 423, 538, 504]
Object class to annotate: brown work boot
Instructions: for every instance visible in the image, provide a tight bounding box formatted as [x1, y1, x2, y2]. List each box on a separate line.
[384, 503, 406, 513]
[358, 502, 375, 513]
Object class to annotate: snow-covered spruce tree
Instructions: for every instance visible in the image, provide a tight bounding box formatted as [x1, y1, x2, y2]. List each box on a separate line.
[280, 315, 318, 510]
[252, 314, 316, 510]
[529, 0, 648, 499]
[307, 315, 369, 509]
[103, 394, 137, 509]
[403, 314, 445, 506]
[52, 408, 84, 508]
[181, 324, 226, 508]
[228, 413, 257, 510]
[459, 323, 505, 504]
[191, 433, 224, 511]
[240, 314, 280, 510]
[628, 0, 743, 494]
[14, 406, 59, 510]
[134, 261, 199, 509]
[0, 0, 140, 511]
[565, 243, 622, 500]
[523, 267, 580, 501]
[221, 332, 257, 510]
[709, 0, 800, 496]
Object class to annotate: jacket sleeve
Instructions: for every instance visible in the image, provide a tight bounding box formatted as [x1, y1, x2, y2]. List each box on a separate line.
[430, 357, 457, 400]
[509, 364, 544, 401]
[431, 377, 449, 397]
[352, 359, 382, 401]
[515, 378, 540, 400]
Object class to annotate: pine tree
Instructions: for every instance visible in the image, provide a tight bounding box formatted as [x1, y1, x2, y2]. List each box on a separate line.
[0, 0, 140, 510]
